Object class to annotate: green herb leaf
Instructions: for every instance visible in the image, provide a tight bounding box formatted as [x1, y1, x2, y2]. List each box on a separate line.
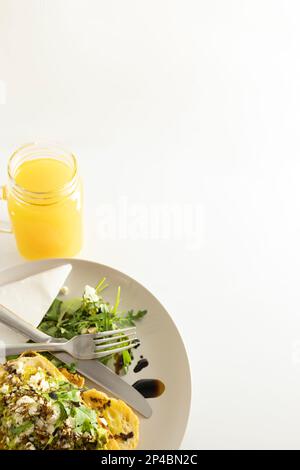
[116, 309, 147, 328]
[63, 362, 77, 374]
[56, 388, 81, 403]
[44, 298, 62, 321]
[122, 349, 132, 371]
[73, 406, 98, 434]
[11, 421, 33, 436]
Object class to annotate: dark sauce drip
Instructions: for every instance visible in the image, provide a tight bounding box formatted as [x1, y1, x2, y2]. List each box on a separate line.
[116, 431, 134, 442]
[133, 358, 149, 373]
[132, 379, 165, 398]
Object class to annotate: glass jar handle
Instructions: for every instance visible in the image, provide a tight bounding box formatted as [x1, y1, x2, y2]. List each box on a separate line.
[0, 186, 12, 233]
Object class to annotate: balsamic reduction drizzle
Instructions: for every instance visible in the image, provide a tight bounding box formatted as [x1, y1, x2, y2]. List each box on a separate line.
[132, 379, 165, 398]
[133, 358, 149, 373]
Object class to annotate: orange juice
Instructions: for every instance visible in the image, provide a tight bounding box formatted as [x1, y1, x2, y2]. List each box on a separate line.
[7, 154, 83, 260]
[15, 158, 74, 193]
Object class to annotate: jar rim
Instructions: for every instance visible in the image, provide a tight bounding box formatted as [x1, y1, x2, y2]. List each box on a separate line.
[7, 142, 79, 203]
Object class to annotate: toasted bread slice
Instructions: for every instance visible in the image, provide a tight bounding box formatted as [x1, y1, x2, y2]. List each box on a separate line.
[82, 389, 139, 450]
[2, 353, 138, 450]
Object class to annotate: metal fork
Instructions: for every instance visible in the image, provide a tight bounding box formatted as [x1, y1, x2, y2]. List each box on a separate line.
[4, 327, 140, 360]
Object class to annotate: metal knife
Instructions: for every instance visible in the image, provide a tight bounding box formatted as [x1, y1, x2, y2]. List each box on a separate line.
[0, 304, 152, 418]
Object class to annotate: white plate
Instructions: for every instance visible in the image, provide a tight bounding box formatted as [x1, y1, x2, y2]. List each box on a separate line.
[0, 258, 191, 450]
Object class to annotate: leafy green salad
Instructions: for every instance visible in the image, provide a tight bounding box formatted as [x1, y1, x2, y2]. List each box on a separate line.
[38, 278, 147, 374]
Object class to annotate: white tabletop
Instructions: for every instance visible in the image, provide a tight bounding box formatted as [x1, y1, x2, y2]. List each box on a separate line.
[1, 1, 300, 450]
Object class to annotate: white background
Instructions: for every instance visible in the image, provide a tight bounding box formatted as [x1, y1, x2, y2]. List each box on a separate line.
[1, 0, 300, 449]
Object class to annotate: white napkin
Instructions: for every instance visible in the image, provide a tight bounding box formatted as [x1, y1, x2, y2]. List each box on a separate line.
[0, 264, 72, 343]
